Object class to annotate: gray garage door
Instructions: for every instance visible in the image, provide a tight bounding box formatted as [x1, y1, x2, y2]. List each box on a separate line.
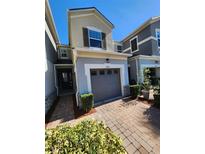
[90, 69, 122, 104]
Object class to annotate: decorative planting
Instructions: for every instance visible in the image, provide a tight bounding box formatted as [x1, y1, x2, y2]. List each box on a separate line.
[129, 84, 142, 99]
[80, 93, 94, 112]
[45, 120, 127, 154]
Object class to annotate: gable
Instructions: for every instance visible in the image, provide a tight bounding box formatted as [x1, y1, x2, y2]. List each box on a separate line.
[69, 8, 114, 29]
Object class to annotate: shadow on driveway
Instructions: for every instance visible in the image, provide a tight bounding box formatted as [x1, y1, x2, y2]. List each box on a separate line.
[143, 105, 160, 131]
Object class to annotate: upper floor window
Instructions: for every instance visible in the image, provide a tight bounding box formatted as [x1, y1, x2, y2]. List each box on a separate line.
[117, 45, 122, 52]
[156, 29, 160, 47]
[59, 48, 69, 59]
[88, 29, 102, 48]
[130, 36, 139, 53]
[83, 27, 106, 50]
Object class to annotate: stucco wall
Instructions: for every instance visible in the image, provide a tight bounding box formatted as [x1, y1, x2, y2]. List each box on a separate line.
[76, 57, 129, 96]
[70, 14, 114, 51]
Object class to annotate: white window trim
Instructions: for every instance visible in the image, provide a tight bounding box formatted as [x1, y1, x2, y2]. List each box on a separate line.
[59, 48, 69, 59]
[130, 36, 139, 53]
[87, 27, 103, 49]
[155, 28, 160, 49]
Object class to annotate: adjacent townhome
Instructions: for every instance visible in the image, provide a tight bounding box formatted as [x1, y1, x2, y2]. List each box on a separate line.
[121, 17, 160, 84]
[68, 7, 131, 106]
[45, 0, 60, 114]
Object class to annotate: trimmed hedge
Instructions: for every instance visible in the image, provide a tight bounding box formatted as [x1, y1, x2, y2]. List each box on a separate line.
[129, 84, 141, 99]
[45, 120, 127, 154]
[80, 93, 94, 112]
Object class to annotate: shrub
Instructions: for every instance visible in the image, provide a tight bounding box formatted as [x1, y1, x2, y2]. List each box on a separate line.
[80, 93, 94, 112]
[129, 84, 142, 99]
[45, 120, 127, 154]
[143, 68, 152, 90]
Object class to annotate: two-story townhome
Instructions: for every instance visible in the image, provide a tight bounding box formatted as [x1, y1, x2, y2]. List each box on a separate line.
[121, 17, 160, 84]
[68, 7, 131, 106]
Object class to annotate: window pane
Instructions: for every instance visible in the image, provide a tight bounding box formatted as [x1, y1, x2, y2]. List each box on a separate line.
[157, 39, 160, 47]
[131, 38, 138, 51]
[91, 70, 97, 76]
[114, 69, 118, 74]
[90, 39, 102, 48]
[117, 45, 122, 50]
[62, 53, 67, 57]
[156, 31, 160, 38]
[107, 70, 112, 75]
[89, 30, 101, 40]
[62, 73, 68, 82]
[156, 31, 160, 47]
[99, 70, 105, 75]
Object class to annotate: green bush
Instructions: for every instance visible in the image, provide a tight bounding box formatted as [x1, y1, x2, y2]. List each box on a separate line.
[80, 93, 94, 112]
[129, 84, 141, 99]
[45, 120, 127, 154]
[143, 68, 152, 90]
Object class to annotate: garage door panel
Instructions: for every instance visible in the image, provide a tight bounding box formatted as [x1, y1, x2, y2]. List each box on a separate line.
[91, 69, 121, 103]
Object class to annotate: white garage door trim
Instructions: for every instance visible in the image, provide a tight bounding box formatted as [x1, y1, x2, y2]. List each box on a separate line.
[84, 63, 125, 96]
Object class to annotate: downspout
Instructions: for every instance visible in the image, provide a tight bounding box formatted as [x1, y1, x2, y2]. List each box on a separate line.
[73, 50, 80, 107]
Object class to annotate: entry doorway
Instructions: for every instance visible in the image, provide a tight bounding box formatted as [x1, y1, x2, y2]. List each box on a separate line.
[55, 66, 75, 95]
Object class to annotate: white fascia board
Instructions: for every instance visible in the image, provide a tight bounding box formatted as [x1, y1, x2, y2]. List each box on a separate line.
[129, 55, 160, 61]
[45, 21, 57, 50]
[75, 47, 132, 57]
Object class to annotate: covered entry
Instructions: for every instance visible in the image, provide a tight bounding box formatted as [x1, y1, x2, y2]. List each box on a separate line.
[90, 68, 122, 104]
[54, 64, 75, 96]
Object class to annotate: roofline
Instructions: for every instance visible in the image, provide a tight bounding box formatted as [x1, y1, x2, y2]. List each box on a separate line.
[45, 0, 60, 44]
[68, 7, 114, 28]
[121, 16, 160, 43]
[74, 47, 132, 57]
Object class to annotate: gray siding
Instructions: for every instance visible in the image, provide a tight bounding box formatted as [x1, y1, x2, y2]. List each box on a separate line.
[138, 25, 151, 42]
[151, 39, 160, 56]
[45, 31, 58, 63]
[150, 20, 160, 55]
[45, 30, 57, 114]
[150, 20, 160, 37]
[128, 60, 137, 82]
[122, 20, 160, 56]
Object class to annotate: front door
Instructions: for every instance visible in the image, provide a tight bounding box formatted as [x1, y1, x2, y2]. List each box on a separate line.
[57, 68, 73, 92]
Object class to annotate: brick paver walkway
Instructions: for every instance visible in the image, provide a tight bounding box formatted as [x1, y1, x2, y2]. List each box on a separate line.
[46, 95, 75, 128]
[67, 98, 160, 154]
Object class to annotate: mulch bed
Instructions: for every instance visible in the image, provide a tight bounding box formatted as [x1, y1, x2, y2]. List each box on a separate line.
[74, 108, 96, 119]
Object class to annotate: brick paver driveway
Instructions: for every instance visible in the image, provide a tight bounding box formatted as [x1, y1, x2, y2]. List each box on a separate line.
[68, 98, 160, 154]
